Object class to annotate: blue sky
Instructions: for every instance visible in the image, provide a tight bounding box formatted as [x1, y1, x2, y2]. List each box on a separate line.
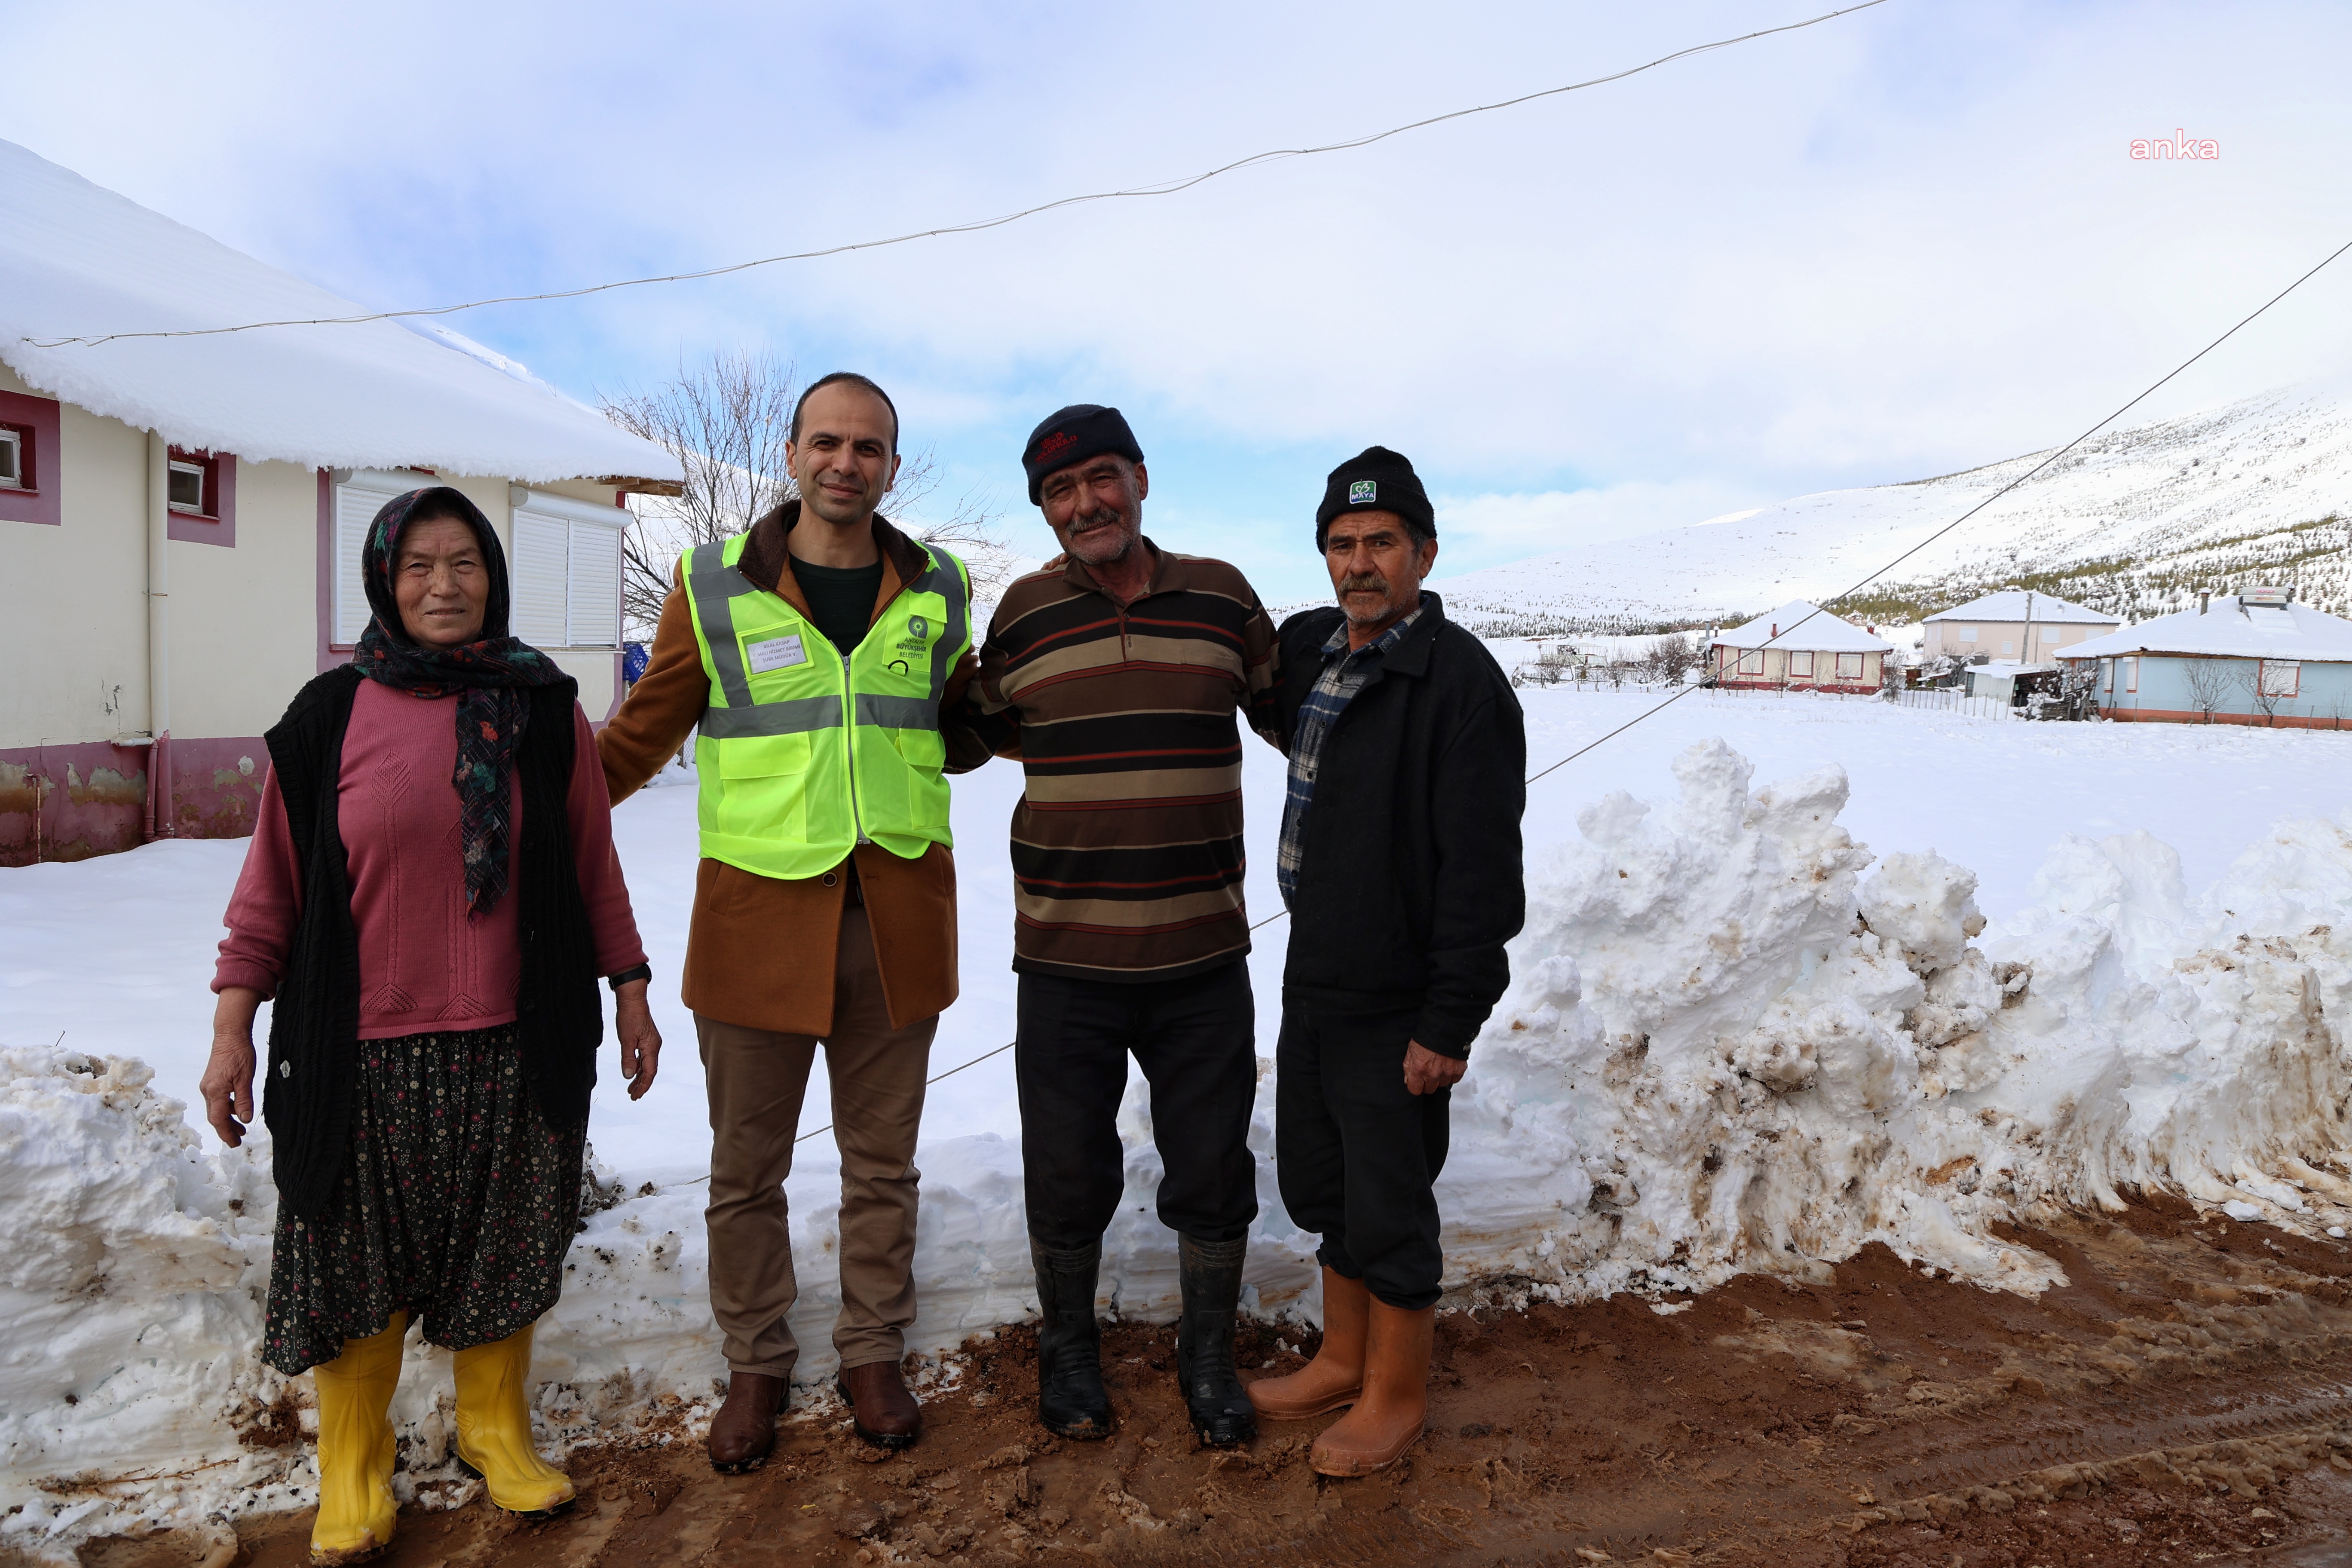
[6, 0, 2350, 601]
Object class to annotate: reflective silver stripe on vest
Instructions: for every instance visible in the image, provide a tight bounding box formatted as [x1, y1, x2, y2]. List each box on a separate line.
[687, 544, 757, 710]
[913, 544, 968, 704]
[854, 694, 937, 731]
[697, 696, 846, 740]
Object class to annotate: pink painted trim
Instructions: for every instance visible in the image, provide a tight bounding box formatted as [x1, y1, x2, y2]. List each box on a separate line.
[315, 469, 349, 673]
[2104, 706, 2351, 730]
[165, 449, 238, 547]
[0, 389, 63, 527]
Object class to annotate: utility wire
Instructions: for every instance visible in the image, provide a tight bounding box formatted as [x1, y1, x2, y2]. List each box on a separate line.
[20, 3, 1889, 349]
[1522, 231, 2352, 787]
[758, 228, 2352, 1159]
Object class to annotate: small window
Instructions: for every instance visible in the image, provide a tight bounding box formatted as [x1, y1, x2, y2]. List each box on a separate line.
[1789, 650, 1814, 677]
[164, 447, 237, 545]
[1836, 652, 1865, 679]
[168, 459, 207, 514]
[0, 427, 21, 489]
[2102, 658, 2114, 693]
[2001, 640, 2015, 656]
[1960, 626, 1977, 643]
[1737, 649, 1764, 675]
[2124, 657, 2138, 693]
[2260, 659, 2300, 698]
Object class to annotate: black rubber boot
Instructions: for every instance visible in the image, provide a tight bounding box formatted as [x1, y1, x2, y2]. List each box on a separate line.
[1175, 1234, 1256, 1446]
[1031, 1238, 1112, 1440]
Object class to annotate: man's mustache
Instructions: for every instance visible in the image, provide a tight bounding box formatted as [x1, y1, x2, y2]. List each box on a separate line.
[1337, 573, 1387, 594]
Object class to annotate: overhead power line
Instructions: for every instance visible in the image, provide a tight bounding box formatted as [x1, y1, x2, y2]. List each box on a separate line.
[1521, 231, 2352, 786]
[21, 2, 1891, 349]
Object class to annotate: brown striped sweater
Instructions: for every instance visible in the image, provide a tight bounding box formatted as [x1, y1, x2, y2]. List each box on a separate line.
[961, 542, 1282, 981]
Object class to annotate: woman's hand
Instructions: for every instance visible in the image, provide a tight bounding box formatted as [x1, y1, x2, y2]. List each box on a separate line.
[614, 978, 662, 1099]
[202, 988, 264, 1146]
[1402, 1041, 1467, 1096]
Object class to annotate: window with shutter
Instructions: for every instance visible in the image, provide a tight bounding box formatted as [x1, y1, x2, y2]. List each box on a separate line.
[332, 473, 415, 646]
[510, 512, 571, 647]
[566, 520, 622, 648]
[507, 489, 631, 649]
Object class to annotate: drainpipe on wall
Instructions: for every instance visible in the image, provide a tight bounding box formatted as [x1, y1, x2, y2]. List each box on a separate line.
[145, 430, 172, 840]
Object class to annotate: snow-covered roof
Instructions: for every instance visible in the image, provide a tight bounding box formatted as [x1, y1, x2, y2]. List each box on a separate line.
[0, 138, 681, 484]
[1924, 589, 2116, 625]
[2064, 597, 2352, 664]
[1712, 600, 1893, 652]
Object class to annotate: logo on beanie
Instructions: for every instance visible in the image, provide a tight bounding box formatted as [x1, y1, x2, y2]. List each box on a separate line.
[1349, 479, 1378, 506]
[1038, 430, 1077, 460]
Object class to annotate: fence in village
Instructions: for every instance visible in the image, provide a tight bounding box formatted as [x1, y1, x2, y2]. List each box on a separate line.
[1892, 688, 2015, 722]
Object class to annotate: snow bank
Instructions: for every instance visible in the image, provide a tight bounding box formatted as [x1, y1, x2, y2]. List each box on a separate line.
[9, 739, 2352, 1558]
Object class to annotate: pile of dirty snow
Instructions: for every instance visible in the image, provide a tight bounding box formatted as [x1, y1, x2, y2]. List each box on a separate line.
[7, 740, 2352, 1561]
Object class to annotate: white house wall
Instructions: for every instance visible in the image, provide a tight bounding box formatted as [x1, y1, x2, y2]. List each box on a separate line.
[4, 370, 629, 864]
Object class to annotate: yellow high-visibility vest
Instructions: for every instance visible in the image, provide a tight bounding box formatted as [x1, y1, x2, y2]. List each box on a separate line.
[683, 531, 971, 879]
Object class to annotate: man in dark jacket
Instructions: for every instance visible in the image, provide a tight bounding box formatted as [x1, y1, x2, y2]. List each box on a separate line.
[1246, 445, 1525, 1477]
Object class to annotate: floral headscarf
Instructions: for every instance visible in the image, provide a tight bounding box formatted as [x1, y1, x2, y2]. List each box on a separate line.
[353, 487, 568, 917]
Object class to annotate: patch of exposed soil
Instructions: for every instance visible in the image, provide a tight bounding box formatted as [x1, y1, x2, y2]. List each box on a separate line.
[62, 1197, 2352, 1568]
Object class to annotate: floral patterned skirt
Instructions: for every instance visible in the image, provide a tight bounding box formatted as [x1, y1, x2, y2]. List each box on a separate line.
[262, 1023, 585, 1375]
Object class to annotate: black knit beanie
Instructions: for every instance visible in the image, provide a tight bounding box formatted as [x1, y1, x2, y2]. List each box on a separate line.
[1022, 404, 1145, 504]
[1315, 445, 1435, 550]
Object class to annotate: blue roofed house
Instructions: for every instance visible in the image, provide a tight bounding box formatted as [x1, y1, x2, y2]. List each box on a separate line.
[2061, 588, 2352, 727]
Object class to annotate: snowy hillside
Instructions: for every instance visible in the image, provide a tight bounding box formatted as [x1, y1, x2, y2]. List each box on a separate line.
[1436, 383, 2352, 638]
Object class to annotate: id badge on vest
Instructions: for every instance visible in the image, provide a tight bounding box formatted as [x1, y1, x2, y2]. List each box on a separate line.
[746, 633, 808, 674]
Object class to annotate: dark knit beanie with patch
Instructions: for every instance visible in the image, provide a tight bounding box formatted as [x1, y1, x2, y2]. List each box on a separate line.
[1021, 404, 1145, 504]
[1315, 445, 1436, 550]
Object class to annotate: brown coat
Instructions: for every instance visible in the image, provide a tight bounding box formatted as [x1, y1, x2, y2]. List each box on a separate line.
[598, 503, 980, 1033]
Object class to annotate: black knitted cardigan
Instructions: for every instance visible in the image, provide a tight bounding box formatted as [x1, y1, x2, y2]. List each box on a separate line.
[258, 665, 603, 1219]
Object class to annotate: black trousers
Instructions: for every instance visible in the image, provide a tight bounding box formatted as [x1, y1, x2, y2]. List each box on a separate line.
[1015, 961, 1259, 1250]
[1275, 992, 1450, 1311]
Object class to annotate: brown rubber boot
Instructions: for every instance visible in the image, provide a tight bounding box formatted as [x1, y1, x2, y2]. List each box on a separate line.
[707, 1371, 787, 1473]
[1309, 1298, 1434, 1476]
[1248, 1267, 1370, 1421]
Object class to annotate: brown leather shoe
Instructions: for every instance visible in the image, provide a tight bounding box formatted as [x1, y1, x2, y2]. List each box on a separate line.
[1249, 1266, 1370, 1420]
[707, 1371, 787, 1473]
[835, 1360, 921, 1450]
[1310, 1300, 1435, 1477]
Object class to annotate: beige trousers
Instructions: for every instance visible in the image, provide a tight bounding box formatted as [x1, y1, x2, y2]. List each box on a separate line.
[697, 905, 937, 1378]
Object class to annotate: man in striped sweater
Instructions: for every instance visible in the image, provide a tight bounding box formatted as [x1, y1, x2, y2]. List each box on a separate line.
[959, 404, 1281, 1447]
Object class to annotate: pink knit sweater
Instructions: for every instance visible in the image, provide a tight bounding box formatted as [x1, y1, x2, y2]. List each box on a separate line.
[214, 682, 647, 1039]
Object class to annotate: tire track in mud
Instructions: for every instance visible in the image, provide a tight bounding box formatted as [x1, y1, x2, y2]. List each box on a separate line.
[1871, 1373, 2352, 1498]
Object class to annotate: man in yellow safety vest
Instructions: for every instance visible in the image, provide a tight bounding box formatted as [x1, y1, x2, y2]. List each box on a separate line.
[599, 372, 980, 1470]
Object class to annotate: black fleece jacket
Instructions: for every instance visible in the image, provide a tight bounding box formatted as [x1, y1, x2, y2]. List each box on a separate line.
[1272, 594, 1526, 1057]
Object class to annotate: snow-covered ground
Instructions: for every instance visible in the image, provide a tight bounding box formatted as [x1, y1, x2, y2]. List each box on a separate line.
[8, 687, 2352, 1556]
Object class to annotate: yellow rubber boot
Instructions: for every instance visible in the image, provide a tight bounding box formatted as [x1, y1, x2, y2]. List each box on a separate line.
[309, 1311, 407, 1565]
[452, 1322, 576, 1516]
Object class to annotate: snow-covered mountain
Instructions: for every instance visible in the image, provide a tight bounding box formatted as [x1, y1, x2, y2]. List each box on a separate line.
[1435, 383, 2352, 638]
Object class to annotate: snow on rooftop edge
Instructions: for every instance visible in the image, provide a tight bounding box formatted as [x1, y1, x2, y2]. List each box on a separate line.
[2065, 597, 2352, 663]
[1712, 599, 1893, 651]
[0, 138, 681, 485]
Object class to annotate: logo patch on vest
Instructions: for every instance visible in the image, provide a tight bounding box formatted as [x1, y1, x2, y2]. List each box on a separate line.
[908, 614, 929, 639]
[1348, 479, 1377, 505]
[745, 633, 808, 674]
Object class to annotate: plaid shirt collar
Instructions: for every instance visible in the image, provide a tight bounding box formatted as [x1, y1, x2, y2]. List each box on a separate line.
[1320, 597, 1426, 665]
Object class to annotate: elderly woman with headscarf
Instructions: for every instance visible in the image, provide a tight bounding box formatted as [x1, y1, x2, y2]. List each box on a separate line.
[198, 486, 662, 1565]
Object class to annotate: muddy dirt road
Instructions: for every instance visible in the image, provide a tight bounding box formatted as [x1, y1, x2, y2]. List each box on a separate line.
[70, 1193, 2352, 1568]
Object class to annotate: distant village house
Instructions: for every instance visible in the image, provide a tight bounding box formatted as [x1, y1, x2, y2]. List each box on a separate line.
[1923, 589, 2118, 665]
[0, 139, 683, 866]
[1710, 600, 1891, 692]
[2062, 589, 2352, 728]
